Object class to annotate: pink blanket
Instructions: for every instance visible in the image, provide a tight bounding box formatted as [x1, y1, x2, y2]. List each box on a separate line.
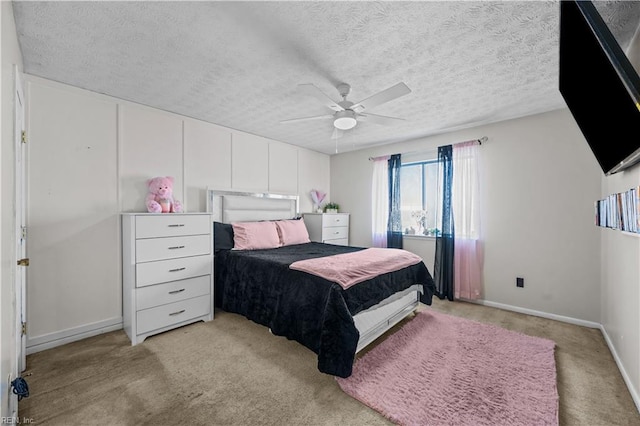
[289, 248, 423, 290]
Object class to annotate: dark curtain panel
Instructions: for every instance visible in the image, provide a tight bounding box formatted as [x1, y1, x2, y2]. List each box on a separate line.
[434, 145, 454, 300]
[387, 154, 403, 248]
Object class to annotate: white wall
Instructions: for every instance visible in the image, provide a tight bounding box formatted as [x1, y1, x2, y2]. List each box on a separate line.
[27, 83, 121, 345]
[1, 1, 24, 418]
[24, 75, 330, 352]
[183, 118, 232, 209]
[601, 167, 640, 407]
[298, 148, 330, 214]
[331, 109, 602, 323]
[120, 105, 183, 212]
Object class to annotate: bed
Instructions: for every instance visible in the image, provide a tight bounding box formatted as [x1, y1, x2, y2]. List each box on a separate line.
[207, 189, 435, 378]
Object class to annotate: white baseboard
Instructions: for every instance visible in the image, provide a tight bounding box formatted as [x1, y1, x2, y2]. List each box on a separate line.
[600, 325, 640, 413]
[26, 317, 123, 355]
[466, 299, 601, 328]
[464, 298, 639, 413]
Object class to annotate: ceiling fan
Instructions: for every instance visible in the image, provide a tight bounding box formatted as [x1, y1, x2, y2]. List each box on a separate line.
[280, 82, 412, 139]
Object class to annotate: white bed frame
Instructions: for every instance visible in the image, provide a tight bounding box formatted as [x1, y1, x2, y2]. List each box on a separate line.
[206, 189, 420, 354]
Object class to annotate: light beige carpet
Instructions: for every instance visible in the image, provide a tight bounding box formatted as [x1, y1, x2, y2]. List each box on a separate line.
[19, 299, 639, 425]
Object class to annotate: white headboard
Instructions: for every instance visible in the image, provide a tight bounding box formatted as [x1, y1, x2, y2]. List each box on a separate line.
[206, 189, 299, 223]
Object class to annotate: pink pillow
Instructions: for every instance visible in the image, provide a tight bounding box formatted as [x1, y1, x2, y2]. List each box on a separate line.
[276, 219, 311, 246]
[232, 221, 281, 250]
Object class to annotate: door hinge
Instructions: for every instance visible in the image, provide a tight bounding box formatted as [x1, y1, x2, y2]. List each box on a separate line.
[21, 226, 27, 240]
[17, 258, 29, 267]
[21, 131, 26, 144]
[21, 322, 26, 336]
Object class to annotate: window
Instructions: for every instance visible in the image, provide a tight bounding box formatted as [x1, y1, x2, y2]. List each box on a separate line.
[400, 160, 440, 236]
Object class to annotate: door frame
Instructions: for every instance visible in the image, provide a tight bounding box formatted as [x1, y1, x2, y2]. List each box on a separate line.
[14, 65, 26, 375]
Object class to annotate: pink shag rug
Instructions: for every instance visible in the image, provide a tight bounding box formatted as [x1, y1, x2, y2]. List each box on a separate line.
[337, 310, 558, 426]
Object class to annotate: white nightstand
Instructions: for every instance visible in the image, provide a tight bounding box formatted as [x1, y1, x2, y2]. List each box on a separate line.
[121, 213, 213, 345]
[302, 213, 350, 246]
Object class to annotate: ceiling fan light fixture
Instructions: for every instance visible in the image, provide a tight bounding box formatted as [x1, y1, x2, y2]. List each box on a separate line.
[333, 110, 357, 130]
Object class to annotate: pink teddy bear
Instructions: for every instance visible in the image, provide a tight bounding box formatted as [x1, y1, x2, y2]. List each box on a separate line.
[146, 176, 183, 213]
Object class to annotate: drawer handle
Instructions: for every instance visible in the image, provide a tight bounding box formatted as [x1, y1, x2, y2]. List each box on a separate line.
[334, 231, 340, 234]
[169, 309, 186, 316]
[168, 288, 185, 295]
[168, 224, 185, 228]
[169, 267, 186, 272]
[168, 245, 185, 250]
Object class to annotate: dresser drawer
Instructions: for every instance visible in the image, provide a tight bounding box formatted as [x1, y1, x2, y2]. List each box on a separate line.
[136, 234, 211, 263]
[322, 226, 348, 241]
[136, 255, 212, 287]
[136, 275, 211, 310]
[323, 238, 349, 246]
[135, 215, 211, 239]
[136, 294, 211, 335]
[322, 214, 349, 227]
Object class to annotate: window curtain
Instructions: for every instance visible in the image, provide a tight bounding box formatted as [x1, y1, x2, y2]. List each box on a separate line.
[452, 141, 482, 299]
[434, 145, 454, 301]
[387, 154, 403, 248]
[371, 156, 390, 248]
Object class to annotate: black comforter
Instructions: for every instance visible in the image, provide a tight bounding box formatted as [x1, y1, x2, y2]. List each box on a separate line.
[214, 242, 435, 377]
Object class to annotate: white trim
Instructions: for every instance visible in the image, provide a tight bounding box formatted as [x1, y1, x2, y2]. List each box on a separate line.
[402, 234, 437, 241]
[12, 64, 25, 420]
[466, 299, 639, 413]
[116, 103, 122, 213]
[466, 299, 601, 329]
[26, 317, 123, 354]
[14, 65, 26, 378]
[600, 324, 640, 413]
[181, 120, 186, 211]
[621, 231, 640, 238]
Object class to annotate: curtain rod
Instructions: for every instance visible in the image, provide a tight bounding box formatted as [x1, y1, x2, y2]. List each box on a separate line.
[369, 136, 487, 161]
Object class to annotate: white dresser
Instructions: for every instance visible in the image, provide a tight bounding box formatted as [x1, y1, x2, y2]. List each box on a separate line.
[303, 213, 350, 246]
[122, 213, 213, 345]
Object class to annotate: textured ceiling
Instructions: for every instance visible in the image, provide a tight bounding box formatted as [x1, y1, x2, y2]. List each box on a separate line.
[12, 1, 640, 155]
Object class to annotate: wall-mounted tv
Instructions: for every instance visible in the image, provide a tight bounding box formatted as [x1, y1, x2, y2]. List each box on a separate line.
[559, 0, 640, 175]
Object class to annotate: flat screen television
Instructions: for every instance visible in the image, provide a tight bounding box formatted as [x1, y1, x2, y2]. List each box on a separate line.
[559, 0, 640, 175]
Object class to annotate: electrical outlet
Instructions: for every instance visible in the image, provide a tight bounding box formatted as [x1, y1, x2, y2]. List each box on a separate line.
[516, 277, 524, 288]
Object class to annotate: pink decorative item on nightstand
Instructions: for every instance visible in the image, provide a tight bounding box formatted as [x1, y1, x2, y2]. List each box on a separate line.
[310, 189, 326, 213]
[146, 176, 183, 213]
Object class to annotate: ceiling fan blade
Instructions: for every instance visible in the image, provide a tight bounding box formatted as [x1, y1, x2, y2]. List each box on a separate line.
[298, 84, 344, 112]
[351, 82, 411, 112]
[357, 113, 406, 126]
[280, 114, 333, 124]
